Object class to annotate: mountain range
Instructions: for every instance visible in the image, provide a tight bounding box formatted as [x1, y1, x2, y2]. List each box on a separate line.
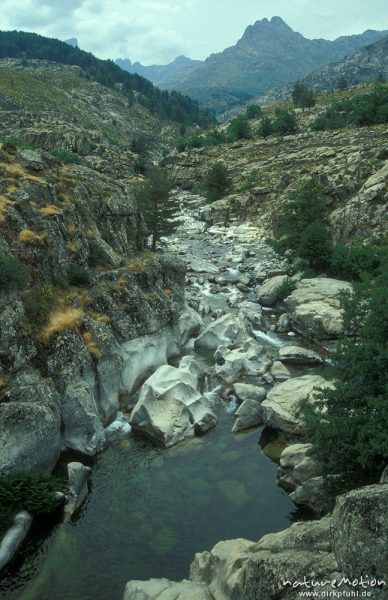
[116, 17, 388, 114]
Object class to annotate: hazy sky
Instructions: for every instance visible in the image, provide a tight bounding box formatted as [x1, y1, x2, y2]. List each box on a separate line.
[1, 0, 388, 64]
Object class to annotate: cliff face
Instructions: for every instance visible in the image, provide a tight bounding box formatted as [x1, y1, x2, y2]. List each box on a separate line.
[0, 61, 188, 474]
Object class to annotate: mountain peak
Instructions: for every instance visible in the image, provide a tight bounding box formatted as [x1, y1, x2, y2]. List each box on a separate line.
[64, 38, 78, 48]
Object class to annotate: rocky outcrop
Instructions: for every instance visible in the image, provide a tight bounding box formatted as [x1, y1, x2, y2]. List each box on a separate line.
[259, 375, 332, 435]
[285, 278, 352, 339]
[127, 483, 388, 599]
[124, 579, 213, 600]
[129, 356, 216, 447]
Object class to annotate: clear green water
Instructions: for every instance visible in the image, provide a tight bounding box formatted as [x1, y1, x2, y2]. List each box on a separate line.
[0, 408, 298, 600]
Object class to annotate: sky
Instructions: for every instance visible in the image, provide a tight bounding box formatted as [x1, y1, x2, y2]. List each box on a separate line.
[1, 0, 387, 65]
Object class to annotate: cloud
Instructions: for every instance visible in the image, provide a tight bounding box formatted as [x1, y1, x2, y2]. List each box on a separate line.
[0, 0, 387, 64]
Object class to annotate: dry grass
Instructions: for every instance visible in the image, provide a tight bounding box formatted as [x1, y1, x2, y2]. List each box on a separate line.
[82, 331, 101, 359]
[163, 288, 173, 296]
[67, 224, 80, 234]
[86, 228, 95, 240]
[39, 204, 62, 215]
[67, 240, 81, 254]
[0, 375, 10, 391]
[41, 307, 83, 342]
[89, 310, 111, 324]
[18, 229, 44, 244]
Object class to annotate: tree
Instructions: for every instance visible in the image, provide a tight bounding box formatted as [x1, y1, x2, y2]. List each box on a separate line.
[298, 220, 333, 271]
[257, 115, 274, 138]
[227, 115, 252, 141]
[204, 162, 231, 203]
[138, 167, 181, 251]
[273, 108, 298, 135]
[292, 81, 316, 109]
[303, 265, 388, 485]
[273, 177, 330, 258]
[337, 76, 348, 91]
[246, 104, 263, 119]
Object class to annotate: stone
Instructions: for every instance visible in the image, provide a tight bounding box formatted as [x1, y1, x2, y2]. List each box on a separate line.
[194, 314, 248, 349]
[232, 400, 263, 432]
[64, 462, 92, 520]
[259, 375, 333, 435]
[233, 383, 266, 402]
[285, 278, 352, 339]
[0, 368, 61, 474]
[332, 483, 388, 580]
[278, 444, 318, 491]
[16, 149, 50, 171]
[276, 313, 291, 333]
[256, 275, 288, 306]
[130, 357, 217, 447]
[123, 579, 213, 599]
[0, 511, 33, 572]
[189, 258, 219, 274]
[238, 301, 264, 331]
[278, 345, 323, 365]
[270, 361, 291, 381]
[215, 339, 271, 384]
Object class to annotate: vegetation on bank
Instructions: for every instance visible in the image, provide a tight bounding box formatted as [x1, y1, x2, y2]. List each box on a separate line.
[0, 30, 215, 127]
[304, 265, 388, 485]
[0, 471, 60, 532]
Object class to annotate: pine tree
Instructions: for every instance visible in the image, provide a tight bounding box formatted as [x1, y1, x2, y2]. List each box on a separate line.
[138, 167, 181, 251]
[257, 115, 274, 138]
[204, 162, 231, 203]
[227, 115, 252, 141]
[292, 81, 316, 109]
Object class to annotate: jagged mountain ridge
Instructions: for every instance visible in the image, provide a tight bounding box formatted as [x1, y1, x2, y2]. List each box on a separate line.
[120, 16, 388, 114]
[115, 55, 202, 89]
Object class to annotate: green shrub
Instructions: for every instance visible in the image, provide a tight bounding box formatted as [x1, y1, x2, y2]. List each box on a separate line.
[204, 162, 231, 203]
[50, 149, 83, 165]
[298, 220, 333, 271]
[245, 104, 263, 119]
[330, 244, 381, 281]
[227, 115, 252, 141]
[257, 115, 274, 138]
[67, 264, 91, 286]
[0, 471, 60, 532]
[0, 253, 29, 292]
[303, 265, 388, 484]
[273, 108, 298, 135]
[276, 277, 297, 301]
[292, 82, 315, 109]
[23, 284, 55, 326]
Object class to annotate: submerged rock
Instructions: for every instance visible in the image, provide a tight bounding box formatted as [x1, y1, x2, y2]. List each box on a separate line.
[130, 357, 216, 447]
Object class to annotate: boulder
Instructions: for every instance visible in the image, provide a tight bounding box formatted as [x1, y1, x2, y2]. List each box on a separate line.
[277, 444, 318, 491]
[174, 306, 204, 346]
[130, 357, 217, 447]
[232, 400, 263, 432]
[194, 314, 248, 350]
[285, 278, 352, 339]
[189, 259, 219, 274]
[278, 345, 323, 365]
[16, 149, 50, 171]
[270, 361, 291, 381]
[64, 462, 92, 520]
[256, 275, 288, 306]
[276, 313, 290, 333]
[124, 579, 212, 599]
[0, 511, 33, 573]
[0, 368, 61, 474]
[215, 339, 271, 384]
[238, 301, 264, 331]
[332, 483, 388, 580]
[233, 383, 266, 403]
[259, 375, 333, 435]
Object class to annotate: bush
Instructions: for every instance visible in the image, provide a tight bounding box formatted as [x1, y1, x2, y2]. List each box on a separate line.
[204, 162, 231, 203]
[298, 220, 333, 271]
[292, 82, 315, 109]
[23, 284, 55, 326]
[273, 108, 298, 135]
[0, 253, 29, 292]
[50, 149, 83, 165]
[329, 244, 382, 281]
[245, 104, 263, 119]
[0, 471, 59, 532]
[303, 265, 388, 484]
[257, 115, 274, 138]
[276, 277, 297, 301]
[227, 115, 252, 141]
[67, 264, 91, 286]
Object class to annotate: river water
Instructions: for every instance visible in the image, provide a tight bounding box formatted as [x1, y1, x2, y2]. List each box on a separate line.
[0, 194, 313, 600]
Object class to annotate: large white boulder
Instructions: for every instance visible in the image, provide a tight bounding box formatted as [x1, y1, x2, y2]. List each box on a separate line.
[194, 314, 248, 349]
[232, 400, 264, 433]
[260, 375, 333, 434]
[130, 356, 217, 447]
[215, 339, 271, 384]
[278, 345, 323, 365]
[285, 278, 352, 339]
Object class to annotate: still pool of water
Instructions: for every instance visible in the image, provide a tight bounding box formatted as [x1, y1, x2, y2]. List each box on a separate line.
[0, 408, 298, 600]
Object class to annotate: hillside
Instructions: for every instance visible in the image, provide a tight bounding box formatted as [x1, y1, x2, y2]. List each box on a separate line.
[156, 17, 388, 114]
[0, 30, 213, 126]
